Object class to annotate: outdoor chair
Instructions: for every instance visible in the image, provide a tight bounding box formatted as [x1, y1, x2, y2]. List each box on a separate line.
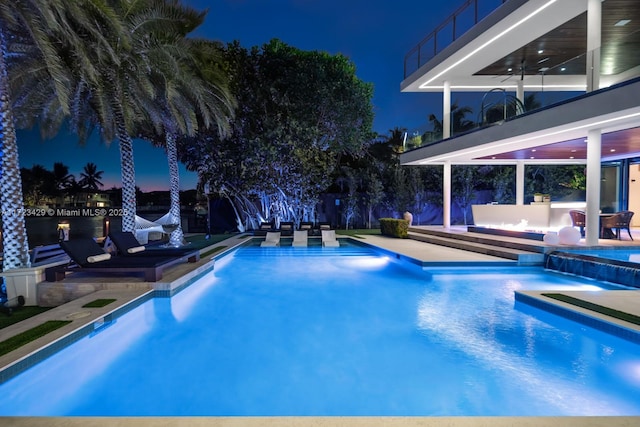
[260, 231, 281, 247]
[321, 229, 340, 247]
[255, 222, 273, 236]
[604, 210, 634, 240]
[299, 221, 314, 235]
[46, 238, 194, 282]
[279, 221, 294, 236]
[292, 230, 308, 247]
[569, 210, 586, 237]
[108, 231, 200, 262]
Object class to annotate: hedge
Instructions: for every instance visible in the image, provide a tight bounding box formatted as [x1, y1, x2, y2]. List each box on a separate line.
[379, 218, 409, 238]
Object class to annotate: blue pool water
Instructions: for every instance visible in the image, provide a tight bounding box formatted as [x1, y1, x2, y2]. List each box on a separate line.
[1, 243, 640, 416]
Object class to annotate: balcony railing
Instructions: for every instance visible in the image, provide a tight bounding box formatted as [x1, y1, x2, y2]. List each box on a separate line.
[404, 0, 508, 79]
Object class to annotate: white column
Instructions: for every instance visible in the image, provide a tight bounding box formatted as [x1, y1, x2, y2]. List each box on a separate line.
[585, 129, 601, 245]
[586, 0, 601, 92]
[516, 80, 525, 112]
[443, 81, 451, 139]
[516, 161, 525, 205]
[443, 161, 451, 228]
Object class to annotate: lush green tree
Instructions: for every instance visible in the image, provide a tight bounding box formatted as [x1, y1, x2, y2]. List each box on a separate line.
[21, 165, 55, 206]
[452, 166, 478, 225]
[180, 39, 374, 229]
[526, 165, 586, 200]
[52, 162, 74, 195]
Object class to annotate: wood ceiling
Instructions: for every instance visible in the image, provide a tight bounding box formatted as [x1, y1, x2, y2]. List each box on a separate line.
[474, 0, 640, 162]
[476, 0, 640, 78]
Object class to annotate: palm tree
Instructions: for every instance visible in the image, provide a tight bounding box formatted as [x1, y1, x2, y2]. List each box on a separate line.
[65, 0, 223, 233]
[0, 0, 116, 270]
[79, 162, 104, 191]
[145, 37, 235, 246]
[428, 101, 475, 137]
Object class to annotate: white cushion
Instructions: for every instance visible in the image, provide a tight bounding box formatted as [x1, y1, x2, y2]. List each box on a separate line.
[87, 253, 111, 263]
[127, 246, 146, 254]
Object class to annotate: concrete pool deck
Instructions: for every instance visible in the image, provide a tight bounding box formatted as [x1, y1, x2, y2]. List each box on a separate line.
[1, 230, 640, 426]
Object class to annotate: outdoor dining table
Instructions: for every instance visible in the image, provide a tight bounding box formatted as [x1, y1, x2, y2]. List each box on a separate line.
[599, 213, 616, 239]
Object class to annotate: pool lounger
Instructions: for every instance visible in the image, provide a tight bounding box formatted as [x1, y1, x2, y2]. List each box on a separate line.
[261, 231, 281, 247]
[108, 231, 200, 262]
[46, 238, 195, 282]
[321, 230, 340, 247]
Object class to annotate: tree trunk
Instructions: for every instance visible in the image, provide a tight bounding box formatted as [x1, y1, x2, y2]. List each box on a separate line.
[0, 36, 31, 270]
[117, 128, 137, 232]
[166, 133, 184, 246]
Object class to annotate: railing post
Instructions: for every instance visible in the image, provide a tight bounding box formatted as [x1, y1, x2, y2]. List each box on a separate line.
[475, 0, 478, 24]
[433, 32, 437, 57]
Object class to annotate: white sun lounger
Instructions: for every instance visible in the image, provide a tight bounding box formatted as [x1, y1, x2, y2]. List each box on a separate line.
[292, 230, 308, 247]
[321, 230, 340, 247]
[261, 231, 281, 247]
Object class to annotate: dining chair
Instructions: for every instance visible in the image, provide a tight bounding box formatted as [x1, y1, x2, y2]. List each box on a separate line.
[614, 210, 634, 240]
[569, 210, 586, 237]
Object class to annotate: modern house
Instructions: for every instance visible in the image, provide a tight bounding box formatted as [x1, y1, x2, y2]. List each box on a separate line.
[399, 0, 640, 245]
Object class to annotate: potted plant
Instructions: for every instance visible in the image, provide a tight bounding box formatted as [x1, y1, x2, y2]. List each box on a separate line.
[534, 193, 543, 202]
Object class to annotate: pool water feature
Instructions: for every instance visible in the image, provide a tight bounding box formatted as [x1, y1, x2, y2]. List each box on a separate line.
[545, 248, 640, 288]
[1, 243, 639, 416]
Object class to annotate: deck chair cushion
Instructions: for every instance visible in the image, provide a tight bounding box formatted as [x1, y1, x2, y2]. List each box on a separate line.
[87, 253, 111, 263]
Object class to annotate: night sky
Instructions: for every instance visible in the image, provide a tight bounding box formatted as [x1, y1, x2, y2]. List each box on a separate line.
[17, 0, 459, 191]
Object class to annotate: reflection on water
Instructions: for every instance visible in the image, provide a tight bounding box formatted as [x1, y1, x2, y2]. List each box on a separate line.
[25, 217, 121, 248]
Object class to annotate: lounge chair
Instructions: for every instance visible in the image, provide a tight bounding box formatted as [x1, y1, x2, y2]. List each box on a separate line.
[299, 221, 314, 235]
[321, 230, 340, 247]
[108, 231, 200, 262]
[46, 238, 193, 282]
[260, 231, 281, 247]
[279, 221, 294, 236]
[255, 222, 273, 236]
[318, 222, 332, 232]
[292, 230, 308, 247]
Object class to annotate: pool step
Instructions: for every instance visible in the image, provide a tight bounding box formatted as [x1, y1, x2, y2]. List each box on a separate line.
[407, 228, 545, 265]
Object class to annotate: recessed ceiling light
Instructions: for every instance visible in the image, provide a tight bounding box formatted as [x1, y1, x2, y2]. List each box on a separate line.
[508, 68, 513, 72]
[491, 156, 496, 159]
[538, 49, 544, 54]
[560, 67, 566, 71]
[569, 156, 574, 159]
[615, 19, 631, 27]
[610, 149, 616, 152]
[530, 156, 535, 159]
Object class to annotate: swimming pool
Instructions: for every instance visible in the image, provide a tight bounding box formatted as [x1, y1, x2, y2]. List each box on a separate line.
[1, 242, 639, 416]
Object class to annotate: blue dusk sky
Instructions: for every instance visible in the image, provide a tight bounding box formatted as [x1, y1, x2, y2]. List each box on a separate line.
[17, 0, 459, 192]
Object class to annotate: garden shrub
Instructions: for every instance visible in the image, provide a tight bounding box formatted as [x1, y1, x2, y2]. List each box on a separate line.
[379, 218, 409, 238]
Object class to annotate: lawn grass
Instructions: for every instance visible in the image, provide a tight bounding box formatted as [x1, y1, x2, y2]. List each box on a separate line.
[0, 320, 72, 357]
[336, 228, 381, 238]
[0, 306, 52, 330]
[82, 299, 116, 308]
[542, 293, 640, 325]
[184, 233, 239, 249]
